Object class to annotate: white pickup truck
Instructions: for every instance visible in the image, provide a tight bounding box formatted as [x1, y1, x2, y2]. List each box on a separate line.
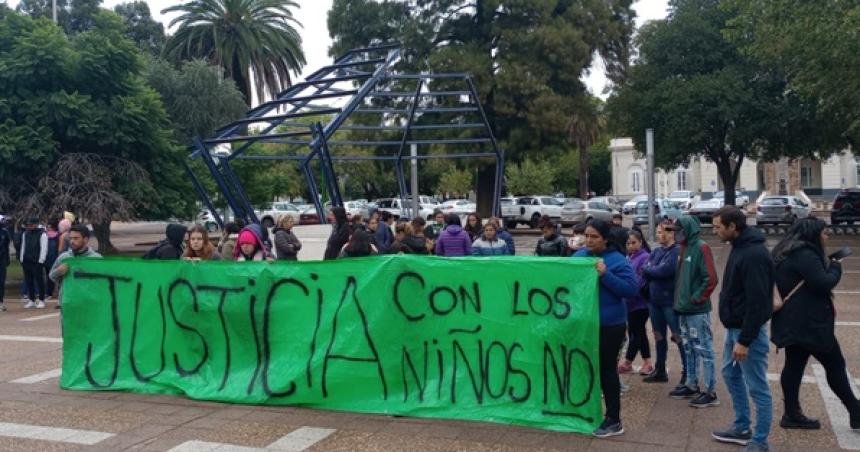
[501, 195, 564, 229]
[375, 198, 435, 220]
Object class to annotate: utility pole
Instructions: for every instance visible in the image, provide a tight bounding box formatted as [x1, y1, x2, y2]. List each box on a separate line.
[646, 129, 656, 243]
[411, 143, 419, 219]
[52, 0, 57, 23]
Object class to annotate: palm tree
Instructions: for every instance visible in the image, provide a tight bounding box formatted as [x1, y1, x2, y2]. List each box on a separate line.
[162, 0, 306, 106]
[568, 98, 605, 199]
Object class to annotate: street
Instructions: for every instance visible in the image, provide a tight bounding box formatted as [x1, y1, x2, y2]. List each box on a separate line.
[0, 225, 859, 451]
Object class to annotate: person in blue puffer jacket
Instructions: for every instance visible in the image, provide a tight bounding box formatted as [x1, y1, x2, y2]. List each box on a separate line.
[641, 219, 685, 387]
[573, 219, 638, 439]
[471, 222, 509, 256]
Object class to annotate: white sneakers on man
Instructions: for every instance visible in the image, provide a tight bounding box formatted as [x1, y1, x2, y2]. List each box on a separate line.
[24, 301, 36, 308]
[36, 301, 46, 309]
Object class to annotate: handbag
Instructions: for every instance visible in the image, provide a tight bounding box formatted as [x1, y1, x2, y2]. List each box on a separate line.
[773, 280, 804, 312]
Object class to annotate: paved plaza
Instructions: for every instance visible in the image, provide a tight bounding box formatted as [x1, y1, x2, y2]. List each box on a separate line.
[1, 224, 860, 451]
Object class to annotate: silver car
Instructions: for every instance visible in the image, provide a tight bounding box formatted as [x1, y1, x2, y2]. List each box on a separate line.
[756, 196, 811, 225]
[560, 199, 615, 226]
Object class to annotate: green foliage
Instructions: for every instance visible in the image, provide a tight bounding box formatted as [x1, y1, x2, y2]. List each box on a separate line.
[0, 10, 190, 221]
[144, 57, 247, 145]
[505, 159, 555, 196]
[724, 0, 860, 145]
[114, 1, 164, 55]
[549, 150, 579, 196]
[327, 0, 636, 197]
[162, 0, 306, 105]
[437, 168, 473, 198]
[607, 0, 844, 205]
[16, 0, 102, 34]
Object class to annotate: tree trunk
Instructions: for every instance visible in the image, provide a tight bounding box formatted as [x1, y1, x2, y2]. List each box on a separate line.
[579, 145, 590, 198]
[92, 221, 118, 255]
[716, 159, 738, 206]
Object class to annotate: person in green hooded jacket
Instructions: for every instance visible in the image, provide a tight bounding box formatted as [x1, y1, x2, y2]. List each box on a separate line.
[669, 215, 719, 408]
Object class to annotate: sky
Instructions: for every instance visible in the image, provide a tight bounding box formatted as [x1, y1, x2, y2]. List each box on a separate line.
[8, 0, 670, 97]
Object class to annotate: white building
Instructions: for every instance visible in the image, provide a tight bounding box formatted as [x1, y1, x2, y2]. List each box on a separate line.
[609, 137, 858, 201]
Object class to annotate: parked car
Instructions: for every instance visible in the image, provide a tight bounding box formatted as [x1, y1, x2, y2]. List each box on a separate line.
[441, 199, 477, 215]
[633, 199, 683, 226]
[589, 196, 623, 213]
[560, 199, 615, 226]
[376, 198, 435, 220]
[831, 188, 860, 225]
[343, 201, 369, 220]
[623, 195, 648, 215]
[714, 190, 750, 207]
[419, 196, 442, 208]
[505, 196, 565, 229]
[667, 190, 700, 211]
[756, 196, 811, 225]
[299, 206, 323, 225]
[258, 202, 302, 229]
[689, 198, 724, 224]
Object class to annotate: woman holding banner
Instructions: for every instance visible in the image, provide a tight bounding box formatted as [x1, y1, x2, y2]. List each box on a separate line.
[182, 225, 221, 261]
[573, 219, 638, 438]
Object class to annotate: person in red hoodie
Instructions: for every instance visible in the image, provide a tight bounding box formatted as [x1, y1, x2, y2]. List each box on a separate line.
[434, 214, 472, 257]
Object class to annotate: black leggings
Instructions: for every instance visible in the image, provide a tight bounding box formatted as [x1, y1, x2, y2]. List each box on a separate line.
[625, 308, 651, 361]
[782, 342, 860, 416]
[600, 324, 627, 421]
[22, 261, 45, 301]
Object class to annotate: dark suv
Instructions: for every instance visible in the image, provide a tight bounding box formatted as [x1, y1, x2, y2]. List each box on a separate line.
[831, 189, 860, 225]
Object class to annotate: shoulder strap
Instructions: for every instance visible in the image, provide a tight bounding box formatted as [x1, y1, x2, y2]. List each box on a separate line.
[782, 280, 805, 302]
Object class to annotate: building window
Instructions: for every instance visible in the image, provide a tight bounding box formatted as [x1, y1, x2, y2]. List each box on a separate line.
[800, 166, 814, 188]
[629, 168, 643, 193]
[676, 169, 688, 191]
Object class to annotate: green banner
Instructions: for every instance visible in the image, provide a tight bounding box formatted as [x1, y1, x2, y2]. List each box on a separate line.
[60, 255, 601, 432]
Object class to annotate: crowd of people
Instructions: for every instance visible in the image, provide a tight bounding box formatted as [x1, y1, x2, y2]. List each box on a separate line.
[0, 204, 855, 451]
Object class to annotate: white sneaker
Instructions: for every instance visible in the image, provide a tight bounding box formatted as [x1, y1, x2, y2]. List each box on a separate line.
[0, 303, 6, 312]
[24, 301, 36, 309]
[36, 301, 46, 309]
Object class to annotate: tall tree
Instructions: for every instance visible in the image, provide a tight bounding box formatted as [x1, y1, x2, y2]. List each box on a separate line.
[0, 10, 188, 252]
[114, 1, 165, 55]
[162, 0, 306, 106]
[607, 0, 844, 206]
[328, 0, 635, 214]
[724, 0, 860, 146]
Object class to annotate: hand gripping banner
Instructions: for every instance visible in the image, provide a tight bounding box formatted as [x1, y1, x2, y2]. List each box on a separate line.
[60, 255, 601, 432]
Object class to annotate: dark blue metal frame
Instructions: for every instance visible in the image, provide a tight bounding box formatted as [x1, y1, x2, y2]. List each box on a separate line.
[186, 45, 505, 226]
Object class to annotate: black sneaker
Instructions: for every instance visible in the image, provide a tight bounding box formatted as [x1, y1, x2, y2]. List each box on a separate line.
[592, 418, 624, 438]
[643, 372, 669, 383]
[669, 385, 699, 399]
[689, 392, 719, 408]
[712, 426, 752, 445]
[780, 413, 820, 429]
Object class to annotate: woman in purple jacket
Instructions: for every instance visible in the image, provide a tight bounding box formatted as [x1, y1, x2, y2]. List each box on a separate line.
[434, 214, 472, 257]
[618, 229, 653, 375]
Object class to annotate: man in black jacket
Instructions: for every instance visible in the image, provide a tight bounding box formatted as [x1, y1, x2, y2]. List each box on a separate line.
[0, 216, 11, 311]
[19, 217, 48, 309]
[711, 206, 773, 452]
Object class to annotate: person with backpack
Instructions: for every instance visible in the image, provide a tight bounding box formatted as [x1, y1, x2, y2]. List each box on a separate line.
[771, 218, 860, 430]
[669, 215, 720, 409]
[19, 217, 48, 309]
[144, 224, 187, 260]
[435, 214, 472, 257]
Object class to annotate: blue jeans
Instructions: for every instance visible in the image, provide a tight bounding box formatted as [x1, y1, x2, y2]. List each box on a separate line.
[679, 313, 716, 393]
[722, 327, 772, 446]
[649, 304, 686, 376]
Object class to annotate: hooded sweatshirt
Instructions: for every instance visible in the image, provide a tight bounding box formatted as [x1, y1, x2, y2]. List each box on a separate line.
[624, 248, 650, 312]
[642, 242, 680, 307]
[573, 247, 639, 327]
[674, 216, 718, 315]
[234, 225, 270, 261]
[324, 209, 351, 260]
[719, 226, 774, 347]
[435, 224, 472, 256]
[145, 224, 187, 260]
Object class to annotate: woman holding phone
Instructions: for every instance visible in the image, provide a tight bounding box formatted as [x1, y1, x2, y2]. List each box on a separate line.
[771, 218, 858, 430]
